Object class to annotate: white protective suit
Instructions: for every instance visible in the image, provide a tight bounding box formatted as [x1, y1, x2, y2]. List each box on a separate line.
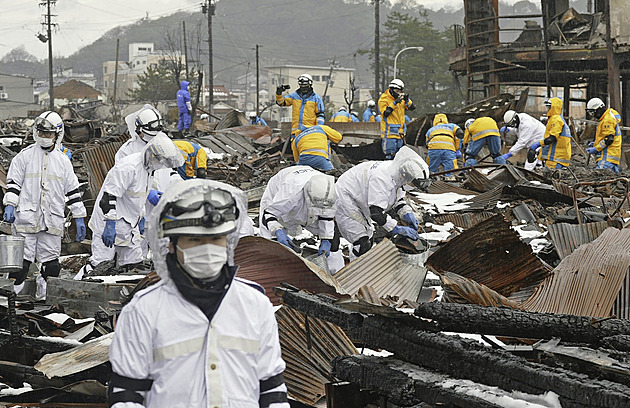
[88, 134, 184, 267]
[115, 105, 154, 163]
[335, 146, 428, 251]
[109, 179, 289, 408]
[507, 112, 545, 171]
[4, 143, 86, 262]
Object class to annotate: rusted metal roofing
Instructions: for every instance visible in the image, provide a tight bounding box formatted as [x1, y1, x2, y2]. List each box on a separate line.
[462, 168, 503, 192]
[276, 306, 357, 406]
[234, 236, 340, 305]
[521, 228, 630, 317]
[333, 239, 427, 302]
[613, 274, 630, 320]
[427, 180, 479, 196]
[439, 271, 522, 308]
[432, 211, 495, 229]
[547, 221, 610, 259]
[34, 333, 113, 378]
[79, 138, 127, 194]
[426, 215, 551, 298]
[463, 186, 503, 211]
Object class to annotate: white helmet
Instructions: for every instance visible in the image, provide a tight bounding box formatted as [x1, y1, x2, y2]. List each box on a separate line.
[339, 107, 347, 112]
[389, 79, 404, 91]
[304, 174, 336, 223]
[586, 97, 606, 118]
[543, 99, 552, 109]
[399, 159, 431, 191]
[367, 100, 376, 107]
[135, 107, 164, 139]
[247, 111, 257, 118]
[465, 118, 475, 129]
[503, 110, 518, 126]
[160, 186, 238, 238]
[298, 74, 313, 87]
[33, 111, 64, 147]
[143, 133, 185, 172]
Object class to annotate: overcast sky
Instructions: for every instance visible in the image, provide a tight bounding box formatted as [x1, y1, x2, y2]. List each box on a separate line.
[0, 0, 523, 61]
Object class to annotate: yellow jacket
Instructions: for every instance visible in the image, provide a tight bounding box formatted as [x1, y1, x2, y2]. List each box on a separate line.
[291, 125, 342, 162]
[539, 97, 571, 168]
[173, 140, 207, 179]
[594, 108, 622, 165]
[463, 117, 500, 145]
[276, 90, 325, 135]
[426, 114, 460, 151]
[378, 89, 412, 139]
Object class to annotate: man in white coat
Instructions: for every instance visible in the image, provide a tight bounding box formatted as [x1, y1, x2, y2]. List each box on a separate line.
[259, 166, 343, 273]
[499, 110, 546, 170]
[3, 111, 87, 298]
[108, 179, 289, 408]
[335, 146, 430, 259]
[85, 133, 184, 272]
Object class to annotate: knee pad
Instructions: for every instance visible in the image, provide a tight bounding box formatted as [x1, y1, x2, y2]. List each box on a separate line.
[352, 236, 373, 257]
[330, 227, 341, 253]
[41, 259, 61, 280]
[10, 259, 31, 285]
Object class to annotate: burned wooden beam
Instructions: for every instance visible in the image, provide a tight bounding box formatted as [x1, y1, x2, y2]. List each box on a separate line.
[276, 287, 630, 408]
[414, 302, 630, 347]
[333, 355, 504, 408]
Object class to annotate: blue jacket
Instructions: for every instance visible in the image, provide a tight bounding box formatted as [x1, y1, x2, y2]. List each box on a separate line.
[251, 117, 267, 126]
[176, 81, 191, 114]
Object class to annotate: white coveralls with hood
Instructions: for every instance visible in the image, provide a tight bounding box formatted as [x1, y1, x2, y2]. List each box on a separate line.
[501, 111, 545, 170]
[335, 146, 430, 259]
[108, 179, 290, 408]
[259, 166, 343, 273]
[87, 134, 184, 269]
[3, 111, 87, 296]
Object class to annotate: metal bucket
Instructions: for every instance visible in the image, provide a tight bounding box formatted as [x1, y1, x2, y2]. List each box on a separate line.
[0, 235, 25, 274]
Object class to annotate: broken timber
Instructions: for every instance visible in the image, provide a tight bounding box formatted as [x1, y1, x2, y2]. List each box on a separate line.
[275, 286, 630, 408]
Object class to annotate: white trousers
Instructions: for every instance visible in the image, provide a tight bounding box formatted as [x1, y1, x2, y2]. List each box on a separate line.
[90, 220, 143, 267]
[15, 230, 61, 263]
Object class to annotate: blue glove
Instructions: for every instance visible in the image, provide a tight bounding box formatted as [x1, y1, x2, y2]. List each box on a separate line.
[318, 240, 332, 257]
[64, 150, 72, 160]
[138, 218, 145, 235]
[500, 126, 509, 133]
[75, 218, 86, 242]
[275, 229, 294, 249]
[147, 190, 163, 206]
[455, 150, 462, 159]
[102, 220, 116, 248]
[529, 141, 541, 151]
[3, 205, 15, 223]
[588, 142, 594, 148]
[403, 212, 419, 230]
[392, 225, 419, 241]
[500, 152, 513, 160]
[586, 147, 598, 154]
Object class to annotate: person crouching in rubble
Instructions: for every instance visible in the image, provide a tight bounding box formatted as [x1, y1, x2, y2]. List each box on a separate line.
[174, 140, 208, 179]
[80, 134, 184, 276]
[498, 110, 546, 170]
[585, 97, 622, 174]
[527, 97, 572, 170]
[291, 124, 342, 172]
[425, 113, 463, 179]
[335, 146, 429, 260]
[2, 111, 87, 299]
[108, 179, 289, 408]
[462, 116, 505, 166]
[115, 105, 165, 162]
[259, 166, 344, 274]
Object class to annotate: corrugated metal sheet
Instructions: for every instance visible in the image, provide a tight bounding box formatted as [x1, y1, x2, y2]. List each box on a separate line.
[276, 306, 358, 406]
[521, 228, 630, 317]
[613, 272, 630, 320]
[462, 168, 503, 192]
[553, 180, 586, 199]
[440, 271, 522, 308]
[463, 186, 503, 211]
[426, 215, 551, 298]
[333, 239, 427, 302]
[34, 333, 113, 378]
[432, 212, 495, 229]
[80, 139, 126, 195]
[547, 221, 610, 259]
[234, 236, 341, 305]
[428, 180, 479, 196]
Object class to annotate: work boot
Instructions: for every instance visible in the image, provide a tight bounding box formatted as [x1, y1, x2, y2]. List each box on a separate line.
[35, 273, 46, 301]
[74, 262, 93, 280]
[13, 282, 24, 295]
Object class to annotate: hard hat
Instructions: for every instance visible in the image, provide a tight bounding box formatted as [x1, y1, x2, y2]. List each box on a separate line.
[465, 118, 475, 129]
[33, 111, 64, 146]
[586, 97, 606, 119]
[247, 111, 257, 118]
[135, 107, 164, 137]
[351, 111, 358, 116]
[503, 110, 518, 126]
[143, 133, 185, 172]
[389, 79, 404, 90]
[160, 187, 238, 237]
[339, 107, 347, 112]
[367, 100, 376, 107]
[304, 174, 336, 222]
[298, 74, 313, 86]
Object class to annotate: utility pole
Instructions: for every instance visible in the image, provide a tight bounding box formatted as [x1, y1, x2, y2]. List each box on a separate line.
[322, 58, 337, 102]
[113, 38, 120, 123]
[374, 0, 380, 97]
[183, 21, 189, 81]
[202, 1, 215, 115]
[256, 44, 260, 116]
[40, 0, 56, 110]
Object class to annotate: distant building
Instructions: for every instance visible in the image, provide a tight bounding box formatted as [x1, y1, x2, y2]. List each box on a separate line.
[0, 72, 40, 119]
[38, 79, 105, 109]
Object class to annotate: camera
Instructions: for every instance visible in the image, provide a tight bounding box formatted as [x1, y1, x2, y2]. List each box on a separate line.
[282, 84, 291, 90]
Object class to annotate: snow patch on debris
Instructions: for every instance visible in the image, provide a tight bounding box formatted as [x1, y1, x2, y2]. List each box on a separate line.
[421, 222, 455, 242]
[0, 382, 32, 396]
[440, 379, 562, 408]
[412, 192, 475, 213]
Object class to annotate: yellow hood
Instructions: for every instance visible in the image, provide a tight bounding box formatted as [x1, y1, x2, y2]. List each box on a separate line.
[547, 97, 563, 116]
[433, 113, 448, 126]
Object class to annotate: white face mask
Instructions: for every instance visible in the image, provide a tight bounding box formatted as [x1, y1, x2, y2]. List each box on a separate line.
[34, 134, 55, 148]
[177, 243, 227, 281]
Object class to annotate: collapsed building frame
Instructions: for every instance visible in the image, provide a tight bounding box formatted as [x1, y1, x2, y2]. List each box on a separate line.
[450, 0, 630, 126]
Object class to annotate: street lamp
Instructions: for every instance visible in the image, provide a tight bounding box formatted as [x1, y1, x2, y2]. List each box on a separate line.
[393, 46, 424, 78]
